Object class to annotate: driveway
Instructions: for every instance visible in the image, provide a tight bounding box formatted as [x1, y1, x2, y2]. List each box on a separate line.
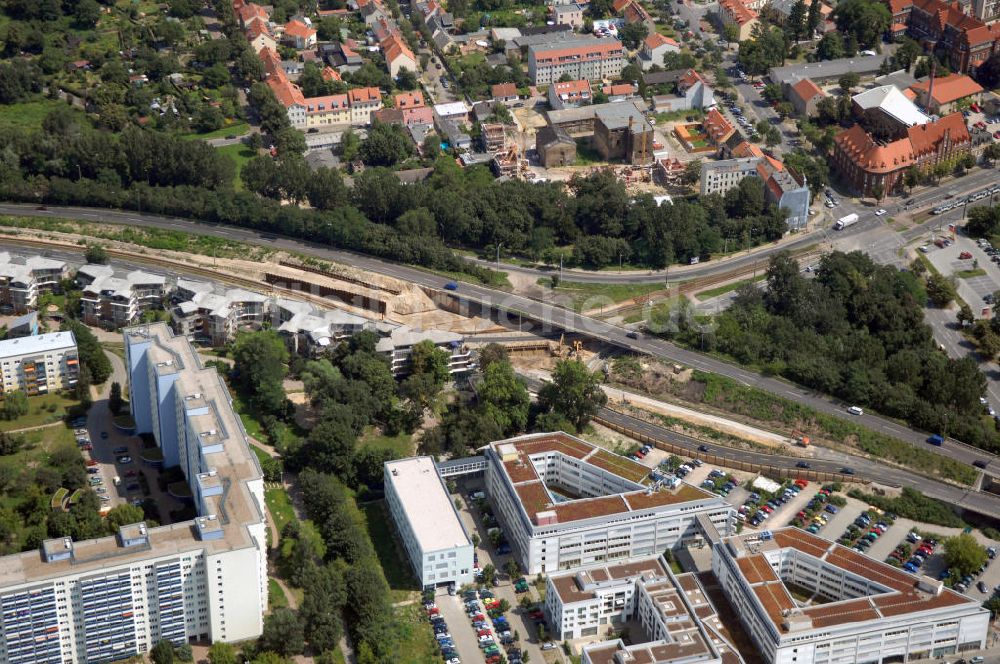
[435, 588, 485, 664]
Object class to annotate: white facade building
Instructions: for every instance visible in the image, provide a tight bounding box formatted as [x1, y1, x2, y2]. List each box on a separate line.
[0, 332, 79, 396]
[713, 528, 989, 664]
[545, 555, 743, 663]
[700, 158, 761, 196]
[0, 324, 268, 664]
[484, 432, 734, 575]
[0, 252, 68, 314]
[384, 457, 474, 588]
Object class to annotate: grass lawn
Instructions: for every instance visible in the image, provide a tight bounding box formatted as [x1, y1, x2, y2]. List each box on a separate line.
[215, 143, 257, 190]
[361, 500, 420, 601]
[265, 487, 297, 535]
[267, 578, 289, 610]
[0, 393, 79, 432]
[695, 274, 766, 301]
[359, 427, 414, 457]
[540, 278, 665, 313]
[232, 393, 264, 440]
[181, 122, 250, 141]
[390, 603, 440, 664]
[956, 268, 987, 279]
[250, 444, 272, 467]
[0, 98, 85, 131]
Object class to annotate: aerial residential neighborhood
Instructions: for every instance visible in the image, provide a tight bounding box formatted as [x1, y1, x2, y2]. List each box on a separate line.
[5, 0, 1000, 660]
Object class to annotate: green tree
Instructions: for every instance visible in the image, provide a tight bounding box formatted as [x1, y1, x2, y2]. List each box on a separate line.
[60, 319, 111, 383]
[409, 340, 451, 386]
[816, 32, 844, 60]
[477, 360, 530, 435]
[619, 22, 648, 49]
[478, 343, 509, 371]
[105, 504, 145, 533]
[233, 330, 289, 418]
[150, 640, 175, 664]
[208, 642, 238, 664]
[0, 391, 28, 421]
[537, 359, 608, 432]
[943, 533, 988, 577]
[957, 303, 975, 327]
[84, 244, 108, 264]
[260, 608, 305, 656]
[359, 122, 414, 167]
[807, 0, 822, 35]
[108, 381, 124, 416]
[73, 0, 101, 26]
[838, 71, 860, 94]
[787, 0, 807, 40]
[926, 273, 956, 307]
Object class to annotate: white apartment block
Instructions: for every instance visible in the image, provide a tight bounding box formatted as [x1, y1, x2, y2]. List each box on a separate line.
[528, 36, 626, 85]
[0, 332, 79, 396]
[0, 324, 267, 664]
[384, 457, 474, 588]
[484, 433, 734, 575]
[0, 252, 68, 314]
[700, 157, 761, 196]
[170, 280, 371, 353]
[375, 326, 472, 377]
[77, 264, 168, 329]
[545, 555, 744, 664]
[713, 528, 989, 664]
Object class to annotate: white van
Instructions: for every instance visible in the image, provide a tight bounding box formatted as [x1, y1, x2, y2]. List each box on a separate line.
[113, 476, 121, 487]
[847, 406, 864, 416]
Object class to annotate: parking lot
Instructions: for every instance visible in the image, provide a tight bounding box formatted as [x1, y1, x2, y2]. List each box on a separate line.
[450, 479, 561, 664]
[923, 231, 1000, 314]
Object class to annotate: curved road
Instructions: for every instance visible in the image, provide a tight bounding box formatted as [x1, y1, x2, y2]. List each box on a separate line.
[4, 202, 1000, 509]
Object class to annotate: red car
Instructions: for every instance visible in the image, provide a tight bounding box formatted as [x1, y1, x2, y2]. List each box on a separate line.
[86, 459, 98, 467]
[427, 608, 439, 616]
[125, 469, 138, 477]
[477, 629, 492, 637]
[960, 251, 973, 259]
[994, 131, 1000, 139]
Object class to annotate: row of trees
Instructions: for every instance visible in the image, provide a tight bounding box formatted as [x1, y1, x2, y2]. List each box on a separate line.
[682, 251, 999, 451]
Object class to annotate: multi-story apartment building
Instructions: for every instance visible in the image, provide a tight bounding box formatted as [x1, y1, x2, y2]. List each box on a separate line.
[0, 252, 68, 314]
[77, 265, 167, 329]
[484, 432, 734, 575]
[384, 457, 474, 588]
[713, 528, 989, 664]
[170, 280, 270, 347]
[702, 156, 811, 231]
[375, 326, 472, 377]
[545, 555, 745, 664]
[260, 45, 382, 129]
[0, 332, 79, 397]
[527, 36, 625, 85]
[700, 158, 761, 196]
[0, 324, 267, 664]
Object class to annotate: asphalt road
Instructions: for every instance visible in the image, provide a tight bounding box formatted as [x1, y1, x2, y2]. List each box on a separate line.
[4, 203, 1000, 506]
[592, 406, 1000, 519]
[465, 167, 1000, 284]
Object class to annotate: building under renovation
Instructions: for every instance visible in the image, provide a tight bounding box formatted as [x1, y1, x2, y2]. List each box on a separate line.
[545, 101, 652, 165]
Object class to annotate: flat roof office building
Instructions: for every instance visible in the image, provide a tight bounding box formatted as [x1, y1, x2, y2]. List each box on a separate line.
[713, 528, 989, 664]
[484, 432, 734, 575]
[384, 457, 474, 588]
[544, 555, 744, 664]
[0, 324, 268, 664]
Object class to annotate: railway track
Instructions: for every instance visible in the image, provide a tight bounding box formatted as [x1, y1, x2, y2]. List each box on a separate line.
[597, 248, 825, 320]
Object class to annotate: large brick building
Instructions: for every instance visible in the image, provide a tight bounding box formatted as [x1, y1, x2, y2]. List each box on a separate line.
[832, 111, 970, 197]
[887, 0, 1000, 73]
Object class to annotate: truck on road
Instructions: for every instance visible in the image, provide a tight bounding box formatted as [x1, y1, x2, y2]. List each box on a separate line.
[834, 213, 859, 230]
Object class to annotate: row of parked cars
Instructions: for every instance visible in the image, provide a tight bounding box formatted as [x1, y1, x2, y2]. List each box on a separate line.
[743, 479, 810, 528]
[699, 469, 740, 497]
[425, 596, 460, 664]
[840, 510, 893, 553]
[628, 443, 654, 462]
[463, 589, 518, 664]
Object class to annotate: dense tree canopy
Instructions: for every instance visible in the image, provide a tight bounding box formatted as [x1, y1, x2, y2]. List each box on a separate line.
[707, 252, 996, 450]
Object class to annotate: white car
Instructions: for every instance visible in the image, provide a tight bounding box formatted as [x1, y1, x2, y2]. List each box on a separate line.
[847, 406, 864, 416]
[875, 208, 887, 216]
[447, 659, 461, 664]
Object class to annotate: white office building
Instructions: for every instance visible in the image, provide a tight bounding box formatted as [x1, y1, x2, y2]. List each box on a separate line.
[384, 457, 474, 588]
[545, 555, 744, 664]
[0, 332, 79, 396]
[713, 528, 989, 664]
[484, 432, 734, 575]
[0, 323, 268, 664]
